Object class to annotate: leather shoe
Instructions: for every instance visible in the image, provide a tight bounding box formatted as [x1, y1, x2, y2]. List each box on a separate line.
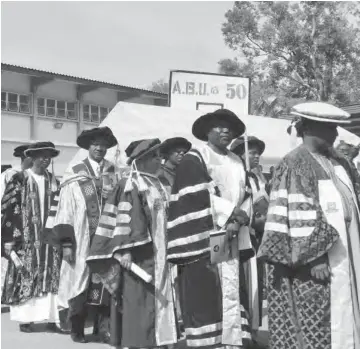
[47, 323, 71, 334]
[100, 332, 111, 344]
[93, 332, 111, 344]
[19, 323, 33, 333]
[71, 333, 87, 343]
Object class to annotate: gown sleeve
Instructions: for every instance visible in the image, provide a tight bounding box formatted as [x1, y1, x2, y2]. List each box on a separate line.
[258, 160, 340, 267]
[1, 174, 23, 247]
[44, 182, 77, 248]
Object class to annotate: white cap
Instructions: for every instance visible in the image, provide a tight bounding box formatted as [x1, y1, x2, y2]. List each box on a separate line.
[290, 102, 351, 124]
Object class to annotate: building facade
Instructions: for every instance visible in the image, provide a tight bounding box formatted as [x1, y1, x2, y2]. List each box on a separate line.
[341, 104, 360, 137]
[1, 63, 168, 175]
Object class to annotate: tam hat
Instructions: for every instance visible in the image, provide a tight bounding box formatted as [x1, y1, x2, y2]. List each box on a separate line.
[290, 102, 351, 124]
[24, 142, 60, 158]
[13, 144, 31, 158]
[125, 138, 161, 165]
[76, 126, 118, 150]
[123, 138, 162, 194]
[192, 109, 246, 141]
[160, 137, 192, 158]
[231, 136, 265, 156]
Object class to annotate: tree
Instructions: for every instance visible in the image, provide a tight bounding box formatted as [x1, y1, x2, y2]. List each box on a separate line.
[150, 79, 169, 94]
[220, 1, 360, 116]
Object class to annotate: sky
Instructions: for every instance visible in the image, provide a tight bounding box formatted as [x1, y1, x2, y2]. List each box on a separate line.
[1, 1, 236, 89]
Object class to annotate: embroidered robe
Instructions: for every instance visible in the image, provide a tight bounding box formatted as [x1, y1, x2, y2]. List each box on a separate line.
[167, 145, 254, 349]
[44, 158, 118, 315]
[1, 170, 61, 311]
[258, 145, 360, 349]
[86, 173, 177, 347]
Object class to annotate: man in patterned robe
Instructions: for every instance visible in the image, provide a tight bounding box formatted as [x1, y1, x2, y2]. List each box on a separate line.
[167, 109, 255, 349]
[45, 126, 119, 343]
[1, 144, 32, 259]
[1, 142, 61, 333]
[258, 102, 360, 349]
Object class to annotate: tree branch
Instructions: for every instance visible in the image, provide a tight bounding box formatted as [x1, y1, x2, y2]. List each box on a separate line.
[278, 71, 320, 98]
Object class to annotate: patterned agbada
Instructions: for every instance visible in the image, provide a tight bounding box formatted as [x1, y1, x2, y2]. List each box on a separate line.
[86, 173, 177, 348]
[1, 169, 61, 322]
[1, 167, 21, 201]
[45, 158, 118, 315]
[258, 145, 360, 349]
[167, 145, 254, 349]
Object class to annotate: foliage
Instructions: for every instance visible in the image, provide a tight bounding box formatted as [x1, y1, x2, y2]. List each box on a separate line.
[150, 78, 169, 94]
[220, 1, 360, 116]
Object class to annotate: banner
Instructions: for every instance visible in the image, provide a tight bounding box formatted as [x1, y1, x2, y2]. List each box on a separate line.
[169, 70, 250, 114]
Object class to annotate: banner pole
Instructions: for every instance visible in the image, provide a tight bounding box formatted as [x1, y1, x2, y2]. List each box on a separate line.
[244, 131, 250, 171]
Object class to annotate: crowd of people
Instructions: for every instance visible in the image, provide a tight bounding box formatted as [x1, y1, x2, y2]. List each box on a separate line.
[1, 101, 359, 349]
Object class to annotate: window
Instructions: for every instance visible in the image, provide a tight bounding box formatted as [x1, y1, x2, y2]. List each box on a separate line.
[19, 95, 30, 113]
[46, 99, 56, 117]
[83, 104, 111, 124]
[100, 107, 108, 122]
[67, 102, 76, 120]
[37, 98, 46, 116]
[36, 98, 78, 120]
[1, 92, 31, 114]
[91, 105, 99, 123]
[83, 105, 90, 121]
[57, 101, 66, 118]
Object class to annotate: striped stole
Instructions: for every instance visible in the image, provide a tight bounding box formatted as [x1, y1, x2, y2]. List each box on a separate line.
[167, 149, 219, 264]
[258, 145, 340, 266]
[72, 159, 101, 238]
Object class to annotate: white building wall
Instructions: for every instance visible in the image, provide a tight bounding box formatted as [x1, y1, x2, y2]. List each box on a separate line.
[35, 118, 78, 144]
[1, 69, 167, 176]
[1, 114, 31, 140]
[125, 95, 156, 105]
[82, 88, 117, 108]
[1, 71, 30, 94]
[36, 80, 77, 101]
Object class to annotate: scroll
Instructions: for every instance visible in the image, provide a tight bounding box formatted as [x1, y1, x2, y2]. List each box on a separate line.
[113, 254, 152, 283]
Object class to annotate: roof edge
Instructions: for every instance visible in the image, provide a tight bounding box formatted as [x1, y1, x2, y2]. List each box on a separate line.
[1, 62, 168, 98]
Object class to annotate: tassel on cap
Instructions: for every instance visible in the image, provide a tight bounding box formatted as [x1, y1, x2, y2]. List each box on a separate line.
[124, 162, 134, 193]
[136, 175, 148, 192]
[289, 121, 298, 150]
[123, 160, 149, 193]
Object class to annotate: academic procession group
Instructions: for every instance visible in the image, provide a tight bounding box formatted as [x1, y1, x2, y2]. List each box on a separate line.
[1, 101, 359, 349]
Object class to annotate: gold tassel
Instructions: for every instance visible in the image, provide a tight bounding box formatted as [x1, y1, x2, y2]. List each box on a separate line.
[124, 162, 134, 193]
[289, 122, 298, 150]
[133, 160, 148, 192]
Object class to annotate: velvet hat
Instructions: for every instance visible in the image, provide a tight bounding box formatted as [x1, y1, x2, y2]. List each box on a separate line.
[125, 138, 161, 165]
[160, 137, 192, 157]
[192, 109, 246, 141]
[76, 126, 118, 150]
[24, 142, 60, 158]
[231, 136, 265, 156]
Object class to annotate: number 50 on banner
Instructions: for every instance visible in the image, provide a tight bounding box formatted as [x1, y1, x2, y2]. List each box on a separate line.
[169, 70, 250, 115]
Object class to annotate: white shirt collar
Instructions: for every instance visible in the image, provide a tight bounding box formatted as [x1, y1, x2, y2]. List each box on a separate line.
[87, 157, 104, 175]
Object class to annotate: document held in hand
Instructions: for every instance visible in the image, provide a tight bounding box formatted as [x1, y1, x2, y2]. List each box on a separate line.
[210, 225, 252, 264]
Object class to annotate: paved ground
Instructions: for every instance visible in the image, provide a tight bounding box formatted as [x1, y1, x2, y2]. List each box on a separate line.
[1, 257, 268, 349]
[1, 310, 268, 349]
[1, 312, 111, 349]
